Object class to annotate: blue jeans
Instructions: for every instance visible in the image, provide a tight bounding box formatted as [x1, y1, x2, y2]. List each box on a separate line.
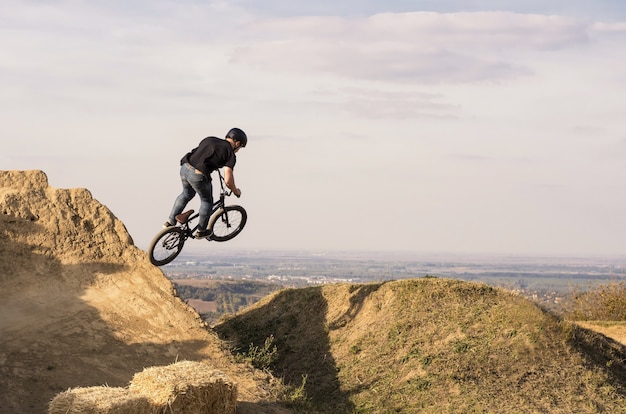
[169, 163, 213, 231]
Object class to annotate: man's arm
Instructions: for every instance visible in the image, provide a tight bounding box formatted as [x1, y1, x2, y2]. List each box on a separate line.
[223, 167, 241, 197]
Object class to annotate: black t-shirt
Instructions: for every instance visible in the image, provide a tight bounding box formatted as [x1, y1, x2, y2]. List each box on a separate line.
[180, 137, 236, 176]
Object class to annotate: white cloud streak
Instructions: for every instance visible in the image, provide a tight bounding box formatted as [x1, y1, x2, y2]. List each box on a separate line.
[591, 21, 626, 33]
[232, 12, 591, 83]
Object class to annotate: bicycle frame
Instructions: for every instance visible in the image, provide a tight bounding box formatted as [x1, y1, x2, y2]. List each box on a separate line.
[177, 169, 234, 240]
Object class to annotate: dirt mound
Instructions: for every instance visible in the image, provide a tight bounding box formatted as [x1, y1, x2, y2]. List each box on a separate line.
[215, 279, 626, 413]
[0, 171, 287, 414]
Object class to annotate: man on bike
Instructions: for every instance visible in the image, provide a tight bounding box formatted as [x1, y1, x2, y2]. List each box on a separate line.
[164, 128, 247, 239]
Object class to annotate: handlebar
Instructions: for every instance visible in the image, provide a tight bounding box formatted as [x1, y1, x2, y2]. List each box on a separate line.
[223, 189, 240, 198]
[216, 169, 241, 198]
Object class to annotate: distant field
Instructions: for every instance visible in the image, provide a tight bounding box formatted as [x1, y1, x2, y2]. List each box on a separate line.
[163, 251, 626, 293]
[171, 278, 282, 324]
[186, 298, 218, 313]
[164, 252, 626, 317]
[174, 279, 223, 288]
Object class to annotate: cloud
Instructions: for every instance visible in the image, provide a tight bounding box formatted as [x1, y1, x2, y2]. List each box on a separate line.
[591, 21, 626, 33]
[231, 12, 590, 83]
[0, 1, 256, 119]
[569, 125, 608, 136]
[0, 4, 604, 96]
[313, 87, 461, 119]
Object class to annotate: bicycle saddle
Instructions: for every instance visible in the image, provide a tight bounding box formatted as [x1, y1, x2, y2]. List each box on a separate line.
[175, 210, 194, 224]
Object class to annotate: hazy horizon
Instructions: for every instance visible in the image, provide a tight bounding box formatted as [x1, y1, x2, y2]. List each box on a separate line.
[170, 246, 626, 265]
[2, 1, 626, 256]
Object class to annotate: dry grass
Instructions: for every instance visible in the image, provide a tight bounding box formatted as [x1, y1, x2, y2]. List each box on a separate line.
[49, 386, 151, 414]
[215, 278, 626, 413]
[564, 281, 626, 321]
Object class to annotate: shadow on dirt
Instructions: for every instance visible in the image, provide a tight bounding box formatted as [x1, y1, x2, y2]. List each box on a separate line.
[569, 324, 626, 393]
[215, 287, 356, 413]
[0, 217, 210, 413]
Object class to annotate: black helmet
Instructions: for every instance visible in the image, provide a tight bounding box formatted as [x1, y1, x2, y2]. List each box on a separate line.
[226, 127, 247, 147]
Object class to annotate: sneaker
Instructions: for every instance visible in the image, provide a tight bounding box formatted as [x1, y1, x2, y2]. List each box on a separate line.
[194, 229, 212, 239]
[163, 220, 175, 228]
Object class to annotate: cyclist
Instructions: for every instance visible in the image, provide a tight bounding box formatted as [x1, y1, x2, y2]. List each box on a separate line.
[164, 128, 247, 239]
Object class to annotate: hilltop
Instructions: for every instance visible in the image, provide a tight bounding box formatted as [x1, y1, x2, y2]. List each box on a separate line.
[215, 279, 626, 413]
[0, 171, 287, 413]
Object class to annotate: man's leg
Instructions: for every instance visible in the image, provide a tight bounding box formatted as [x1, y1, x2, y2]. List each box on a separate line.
[186, 172, 213, 234]
[167, 165, 197, 225]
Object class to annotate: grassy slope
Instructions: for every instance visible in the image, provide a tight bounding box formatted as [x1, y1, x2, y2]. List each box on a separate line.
[215, 278, 626, 413]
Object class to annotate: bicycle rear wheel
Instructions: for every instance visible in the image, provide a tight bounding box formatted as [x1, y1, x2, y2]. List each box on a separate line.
[148, 227, 187, 266]
[208, 205, 247, 242]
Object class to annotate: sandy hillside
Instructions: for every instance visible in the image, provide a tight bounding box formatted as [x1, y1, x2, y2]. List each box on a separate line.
[0, 170, 288, 414]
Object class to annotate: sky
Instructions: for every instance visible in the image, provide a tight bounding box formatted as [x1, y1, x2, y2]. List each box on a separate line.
[2, 0, 626, 257]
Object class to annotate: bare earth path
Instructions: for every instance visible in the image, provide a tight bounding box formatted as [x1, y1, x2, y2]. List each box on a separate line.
[576, 322, 626, 346]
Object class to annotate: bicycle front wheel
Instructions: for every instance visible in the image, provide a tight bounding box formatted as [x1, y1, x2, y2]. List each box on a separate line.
[148, 227, 187, 266]
[208, 205, 247, 242]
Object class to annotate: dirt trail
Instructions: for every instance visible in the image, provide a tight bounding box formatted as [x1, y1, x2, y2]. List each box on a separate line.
[576, 322, 626, 346]
[0, 170, 288, 414]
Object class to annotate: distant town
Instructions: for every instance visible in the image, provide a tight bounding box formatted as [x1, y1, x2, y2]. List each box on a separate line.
[162, 250, 626, 314]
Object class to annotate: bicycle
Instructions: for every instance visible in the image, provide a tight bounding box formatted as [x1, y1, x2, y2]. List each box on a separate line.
[148, 169, 247, 266]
